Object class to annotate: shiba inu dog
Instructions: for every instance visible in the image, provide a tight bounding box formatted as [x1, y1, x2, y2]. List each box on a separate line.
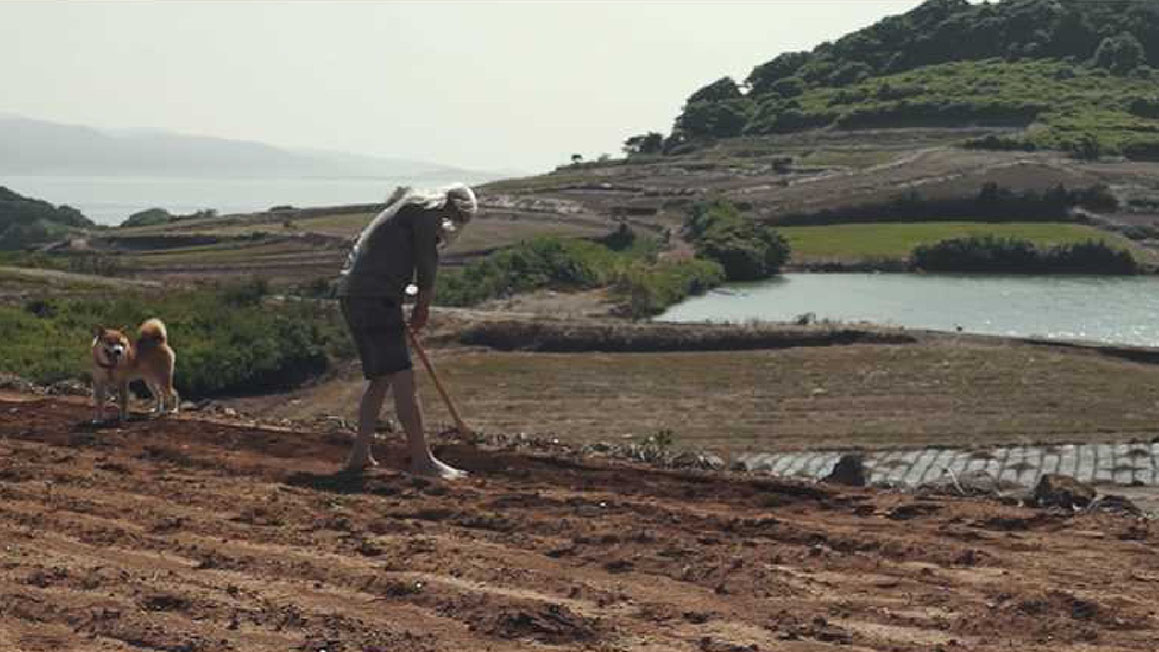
[91, 319, 179, 423]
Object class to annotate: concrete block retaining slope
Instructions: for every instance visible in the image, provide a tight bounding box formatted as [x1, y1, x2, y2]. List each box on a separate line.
[737, 442, 1159, 487]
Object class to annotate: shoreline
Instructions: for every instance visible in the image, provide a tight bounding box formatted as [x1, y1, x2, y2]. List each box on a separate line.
[449, 309, 1159, 363]
[782, 260, 1159, 275]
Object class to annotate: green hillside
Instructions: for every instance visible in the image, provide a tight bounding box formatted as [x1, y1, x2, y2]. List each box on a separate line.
[665, 0, 1159, 158]
[0, 186, 94, 250]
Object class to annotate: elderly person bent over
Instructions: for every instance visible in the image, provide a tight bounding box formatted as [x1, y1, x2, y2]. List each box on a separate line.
[334, 183, 476, 479]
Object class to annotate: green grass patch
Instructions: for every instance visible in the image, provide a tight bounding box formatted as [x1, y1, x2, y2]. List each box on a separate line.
[778, 222, 1144, 262]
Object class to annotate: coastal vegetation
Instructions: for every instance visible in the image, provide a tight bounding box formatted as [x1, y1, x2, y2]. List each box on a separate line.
[434, 199, 791, 319]
[911, 235, 1139, 274]
[685, 199, 791, 281]
[435, 234, 725, 318]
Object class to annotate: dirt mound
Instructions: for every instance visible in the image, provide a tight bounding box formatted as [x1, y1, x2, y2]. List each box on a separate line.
[483, 602, 599, 644]
[2, 394, 1157, 651]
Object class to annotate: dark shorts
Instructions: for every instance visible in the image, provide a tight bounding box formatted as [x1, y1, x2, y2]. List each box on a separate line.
[340, 296, 412, 378]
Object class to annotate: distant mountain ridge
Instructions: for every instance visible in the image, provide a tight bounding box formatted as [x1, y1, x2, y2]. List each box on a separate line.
[0, 115, 492, 179]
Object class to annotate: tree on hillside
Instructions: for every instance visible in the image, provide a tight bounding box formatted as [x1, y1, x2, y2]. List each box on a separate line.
[828, 61, 873, 86]
[1043, 7, 1098, 60]
[623, 132, 664, 156]
[746, 51, 811, 95]
[1092, 32, 1146, 75]
[686, 77, 742, 104]
[674, 99, 752, 140]
[770, 77, 806, 99]
[570, 153, 583, 165]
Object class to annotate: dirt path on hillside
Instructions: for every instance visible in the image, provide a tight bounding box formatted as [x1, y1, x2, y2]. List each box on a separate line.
[2, 395, 1158, 651]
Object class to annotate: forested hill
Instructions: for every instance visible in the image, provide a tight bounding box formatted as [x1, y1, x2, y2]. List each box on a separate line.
[663, 0, 1159, 158]
[0, 187, 94, 250]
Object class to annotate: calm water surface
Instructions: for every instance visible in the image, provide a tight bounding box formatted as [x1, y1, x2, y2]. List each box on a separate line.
[659, 273, 1159, 347]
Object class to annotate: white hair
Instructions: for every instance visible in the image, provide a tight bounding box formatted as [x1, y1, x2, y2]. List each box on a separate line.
[347, 183, 477, 257]
[385, 183, 477, 221]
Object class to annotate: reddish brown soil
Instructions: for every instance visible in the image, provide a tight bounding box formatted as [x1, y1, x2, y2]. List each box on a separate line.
[2, 394, 1158, 651]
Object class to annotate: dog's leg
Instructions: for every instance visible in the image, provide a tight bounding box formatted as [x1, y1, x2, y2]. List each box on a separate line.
[163, 360, 178, 414]
[117, 383, 130, 422]
[147, 382, 161, 416]
[92, 382, 107, 424]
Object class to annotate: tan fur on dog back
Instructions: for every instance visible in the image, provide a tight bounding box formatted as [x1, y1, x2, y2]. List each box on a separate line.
[137, 318, 168, 347]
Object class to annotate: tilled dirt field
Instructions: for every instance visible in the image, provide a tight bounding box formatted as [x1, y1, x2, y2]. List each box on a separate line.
[2, 395, 1158, 651]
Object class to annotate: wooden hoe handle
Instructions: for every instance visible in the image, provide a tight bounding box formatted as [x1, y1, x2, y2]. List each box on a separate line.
[407, 327, 471, 437]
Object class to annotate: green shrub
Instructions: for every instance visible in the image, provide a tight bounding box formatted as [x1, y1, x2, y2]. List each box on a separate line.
[964, 134, 1038, 151]
[778, 183, 1116, 226]
[912, 235, 1138, 274]
[436, 237, 620, 307]
[222, 276, 271, 306]
[1123, 138, 1159, 161]
[1092, 32, 1146, 75]
[121, 208, 172, 228]
[1127, 96, 1159, 118]
[685, 200, 790, 281]
[612, 259, 725, 319]
[434, 233, 721, 317]
[771, 77, 806, 99]
[687, 77, 743, 104]
[675, 98, 753, 139]
[0, 286, 344, 397]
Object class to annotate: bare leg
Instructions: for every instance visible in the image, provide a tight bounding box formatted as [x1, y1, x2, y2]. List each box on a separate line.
[345, 376, 389, 471]
[391, 368, 466, 480]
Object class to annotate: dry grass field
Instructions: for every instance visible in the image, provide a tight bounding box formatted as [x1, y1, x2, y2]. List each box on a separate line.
[225, 327, 1159, 454]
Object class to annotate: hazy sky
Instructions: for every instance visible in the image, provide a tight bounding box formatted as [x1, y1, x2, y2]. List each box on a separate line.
[1, 1, 925, 174]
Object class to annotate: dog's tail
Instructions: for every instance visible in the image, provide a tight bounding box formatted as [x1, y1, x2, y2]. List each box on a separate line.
[138, 318, 168, 347]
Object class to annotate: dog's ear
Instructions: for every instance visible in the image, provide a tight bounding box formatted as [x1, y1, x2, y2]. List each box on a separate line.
[120, 325, 130, 335]
[93, 325, 105, 337]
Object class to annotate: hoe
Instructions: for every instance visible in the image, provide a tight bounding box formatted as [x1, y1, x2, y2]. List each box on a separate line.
[406, 326, 471, 438]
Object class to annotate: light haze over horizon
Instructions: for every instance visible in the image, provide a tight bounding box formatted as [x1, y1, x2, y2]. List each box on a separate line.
[1, 1, 926, 175]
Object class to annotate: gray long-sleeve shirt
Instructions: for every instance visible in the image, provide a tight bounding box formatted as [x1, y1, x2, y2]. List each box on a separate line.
[335, 203, 441, 300]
